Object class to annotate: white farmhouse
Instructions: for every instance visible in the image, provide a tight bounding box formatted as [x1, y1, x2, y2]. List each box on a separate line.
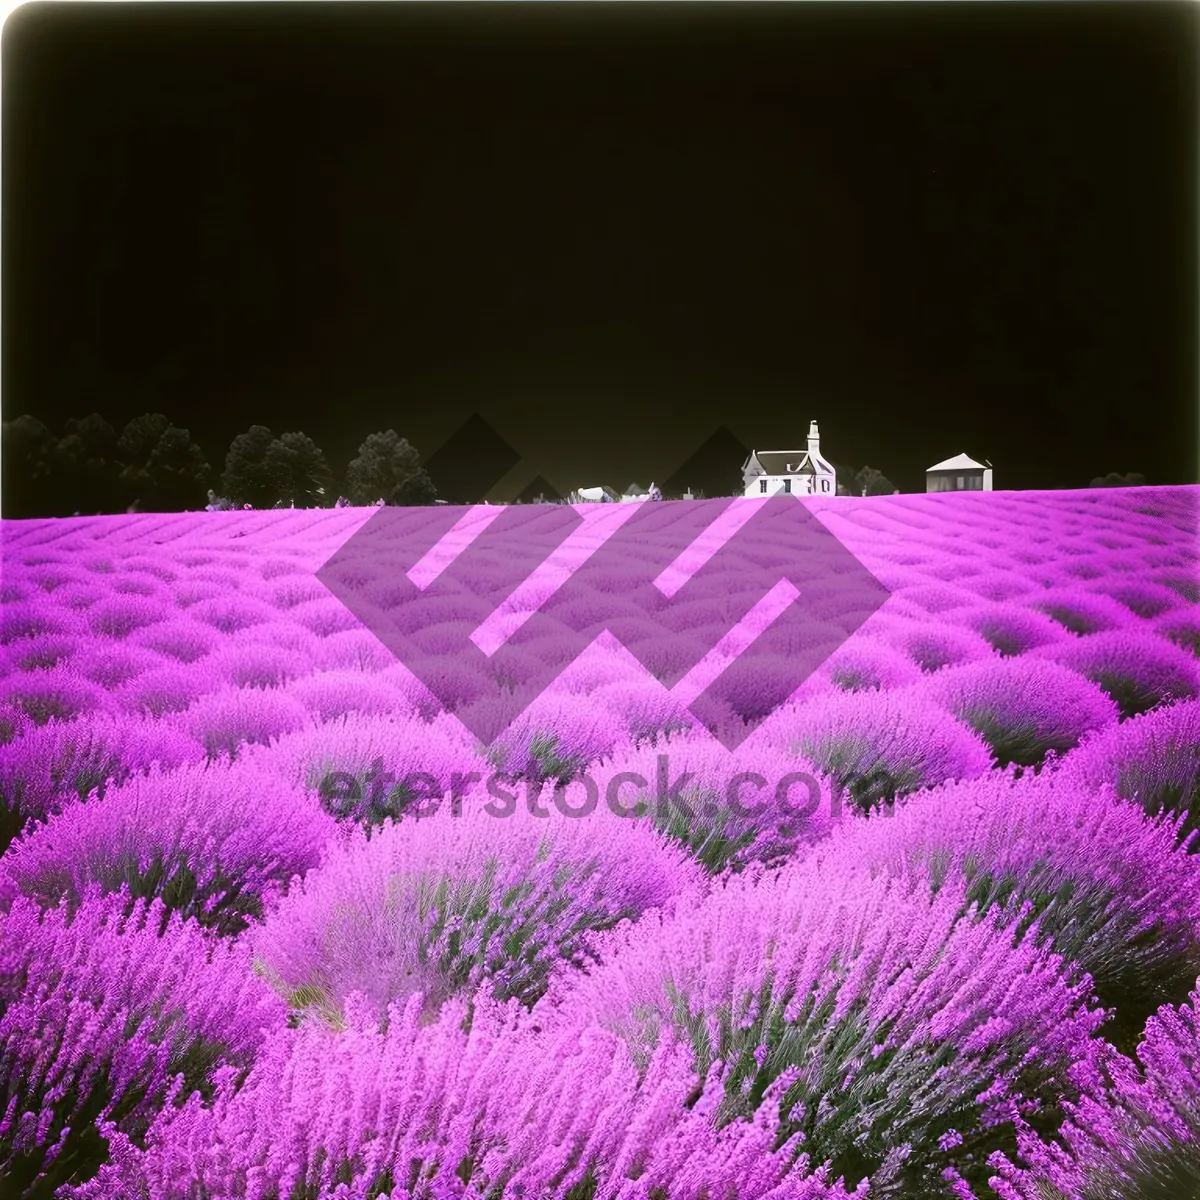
[926, 453, 993, 493]
[742, 421, 837, 498]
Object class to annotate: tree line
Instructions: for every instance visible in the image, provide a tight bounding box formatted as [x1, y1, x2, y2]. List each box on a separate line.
[0, 414, 437, 519]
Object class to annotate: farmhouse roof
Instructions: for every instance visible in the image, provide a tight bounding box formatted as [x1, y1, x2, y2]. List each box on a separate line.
[743, 450, 821, 476]
[927, 453, 987, 472]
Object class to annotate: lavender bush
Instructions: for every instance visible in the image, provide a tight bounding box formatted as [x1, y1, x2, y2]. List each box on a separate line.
[0, 486, 1196, 1199]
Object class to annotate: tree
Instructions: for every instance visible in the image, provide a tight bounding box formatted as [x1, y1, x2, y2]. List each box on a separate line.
[828, 461, 859, 496]
[344, 430, 437, 506]
[263, 431, 333, 508]
[54, 413, 121, 515]
[116, 413, 173, 510]
[1090, 471, 1147, 488]
[855, 465, 897, 497]
[145, 426, 211, 511]
[1, 415, 57, 519]
[117, 413, 172, 476]
[220, 425, 280, 509]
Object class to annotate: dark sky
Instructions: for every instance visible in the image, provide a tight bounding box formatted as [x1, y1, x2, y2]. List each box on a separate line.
[4, 1, 1197, 499]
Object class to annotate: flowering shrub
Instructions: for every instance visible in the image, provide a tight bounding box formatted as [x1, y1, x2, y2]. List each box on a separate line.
[0, 668, 109, 727]
[1036, 631, 1199, 721]
[71, 642, 163, 690]
[0, 603, 73, 646]
[923, 657, 1118, 767]
[178, 643, 299, 694]
[811, 769, 1200, 1055]
[187, 594, 275, 635]
[543, 860, 1110, 1199]
[1, 760, 335, 933]
[0, 488, 1196, 1198]
[252, 802, 698, 1023]
[247, 711, 484, 827]
[592, 677, 699, 744]
[129, 617, 218, 664]
[989, 983, 1200, 1200]
[774, 688, 994, 812]
[885, 621, 998, 674]
[1063, 700, 1200, 846]
[61, 992, 866, 1200]
[0, 889, 286, 1195]
[290, 595, 366, 637]
[115, 665, 222, 718]
[1030, 588, 1136, 638]
[311, 627, 398, 674]
[173, 684, 309, 762]
[822, 639, 924, 693]
[478, 691, 623, 782]
[1088, 579, 1185, 621]
[87, 594, 175, 640]
[287, 668, 411, 724]
[963, 601, 1072, 658]
[598, 733, 839, 873]
[8, 634, 77, 673]
[1154, 608, 1200, 659]
[0, 714, 205, 855]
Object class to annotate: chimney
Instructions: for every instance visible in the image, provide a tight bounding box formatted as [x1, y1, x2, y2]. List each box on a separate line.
[807, 420, 821, 455]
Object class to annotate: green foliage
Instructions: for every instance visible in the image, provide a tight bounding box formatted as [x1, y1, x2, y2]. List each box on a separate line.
[53, 413, 122, 515]
[344, 430, 436, 507]
[959, 706, 1071, 768]
[1078, 1134, 1200, 1199]
[1, 415, 58, 518]
[263, 431, 334, 508]
[141, 424, 211, 511]
[855, 465, 897, 497]
[0, 997, 243, 1199]
[653, 964, 1070, 1199]
[220, 424, 280, 508]
[1089, 472, 1148, 488]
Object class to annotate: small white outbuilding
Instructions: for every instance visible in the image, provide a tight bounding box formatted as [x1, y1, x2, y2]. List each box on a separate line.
[926, 453, 993, 493]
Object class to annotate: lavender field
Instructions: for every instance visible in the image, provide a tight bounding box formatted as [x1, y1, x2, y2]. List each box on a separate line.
[2, 486, 1199, 1200]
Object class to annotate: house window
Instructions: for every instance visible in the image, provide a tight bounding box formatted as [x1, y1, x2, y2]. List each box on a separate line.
[760, 479, 768, 494]
[821, 478, 830, 493]
[783, 478, 792, 494]
[956, 476, 965, 490]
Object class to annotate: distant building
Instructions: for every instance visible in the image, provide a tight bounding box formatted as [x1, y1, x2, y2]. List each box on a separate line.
[926, 453, 993, 493]
[741, 421, 837, 498]
[619, 481, 662, 503]
[570, 485, 621, 503]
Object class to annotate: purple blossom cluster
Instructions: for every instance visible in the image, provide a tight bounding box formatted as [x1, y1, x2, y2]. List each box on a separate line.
[0, 485, 1197, 1197]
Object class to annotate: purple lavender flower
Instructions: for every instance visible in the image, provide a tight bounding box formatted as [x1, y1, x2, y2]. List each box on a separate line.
[962, 601, 1073, 658]
[1063, 699, 1200, 846]
[771, 687, 994, 813]
[1, 758, 336, 933]
[0, 713, 205, 854]
[542, 857, 1110, 1199]
[921, 656, 1119, 768]
[810, 768, 1200, 1054]
[171, 684, 309, 762]
[59, 992, 865, 1200]
[127, 616, 217, 665]
[0, 888, 286, 1194]
[251, 798, 700, 1023]
[1034, 631, 1199, 721]
[596, 733, 840, 873]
